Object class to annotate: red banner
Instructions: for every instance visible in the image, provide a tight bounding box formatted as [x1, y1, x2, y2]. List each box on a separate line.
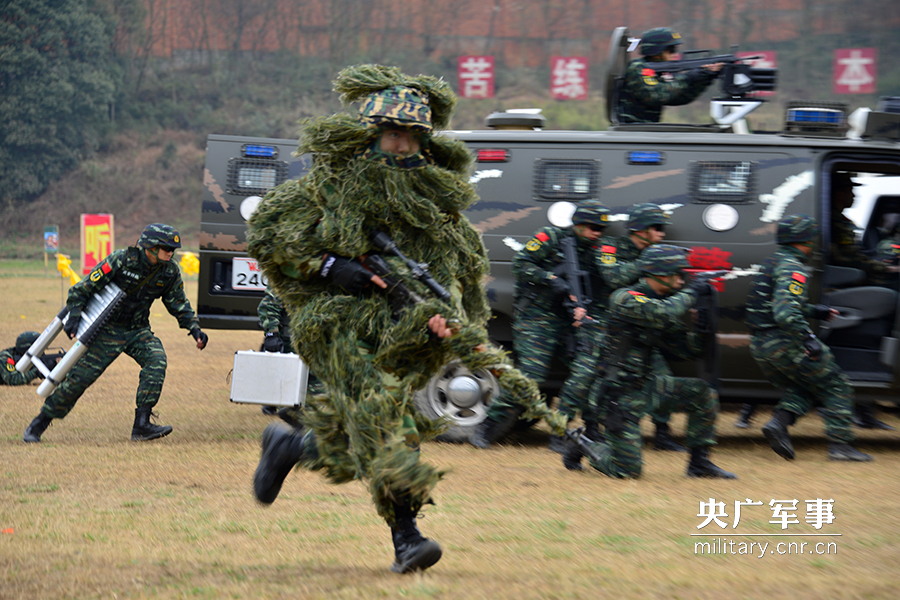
[458, 56, 494, 99]
[833, 48, 877, 94]
[736, 51, 777, 97]
[80, 214, 114, 275]
[550, 56, 588, 100]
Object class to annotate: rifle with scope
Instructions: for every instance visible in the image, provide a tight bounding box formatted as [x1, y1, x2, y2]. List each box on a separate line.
[658, 49, 777, 98]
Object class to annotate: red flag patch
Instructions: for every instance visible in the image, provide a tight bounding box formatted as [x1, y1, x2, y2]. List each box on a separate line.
[641, 68, 656, 77]
[536, 232, 550, 242]
[601, 245, 617, 254]
[791, 272, 806, 283]
[101, 262, 111, 274]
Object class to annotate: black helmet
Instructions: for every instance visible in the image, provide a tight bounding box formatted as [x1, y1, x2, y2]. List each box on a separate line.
[138, 223, 181, 250]
[776, 214, 819, 245]
[572, 200, 610, 227]
[15, 331, 39, 354]
[640, 27, 682, 57]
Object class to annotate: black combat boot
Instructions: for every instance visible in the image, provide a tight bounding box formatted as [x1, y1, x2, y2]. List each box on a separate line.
[652, 420, 687, 452]
[852, 403, 895, 431]
[828, 443, 873, 462]
[687, 446, 738, 479]
[390, 502, 442, 574]
[23, 413, 53, 443]
[734, 403, 756, 429]
[253, 421, 316, 504]
[131, 406, 173, 441]
[762, 408, 796, 460]
[469, 407, 522, 449]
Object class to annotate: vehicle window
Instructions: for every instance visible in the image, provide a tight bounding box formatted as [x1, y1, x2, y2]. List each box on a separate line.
[689, 160, 756, 204]
[533, 159, 600, 202]
[226, 158, 289, 195]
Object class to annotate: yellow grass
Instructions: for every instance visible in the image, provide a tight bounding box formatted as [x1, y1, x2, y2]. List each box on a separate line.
[2, 264, 900, 599]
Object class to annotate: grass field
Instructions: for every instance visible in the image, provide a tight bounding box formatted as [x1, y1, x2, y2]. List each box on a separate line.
[2, 262, 900, 599]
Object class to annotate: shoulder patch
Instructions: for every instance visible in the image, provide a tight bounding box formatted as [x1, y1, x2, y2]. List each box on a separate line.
[6, 358, 15, 371]
[788, 272, 805, 296]
[89, 269, 103, 282]
[526, 231, 550, 252]
[101, 262, 111, 274]
[627, 290, 649, 303]
[791, 272, 806, 283]
[600, 244, 618, 265]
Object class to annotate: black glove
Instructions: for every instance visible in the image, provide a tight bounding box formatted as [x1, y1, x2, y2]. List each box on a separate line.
[63, 314, 80, 339]
[549, 276, 571, 298]
[803, 333, 822, 360]
[812, 304, 835, 321]
[320, 253, 373, 294]
[190, 327, 209, 349]
[695, 308, 710, 333]
[263, 332, 283, 353]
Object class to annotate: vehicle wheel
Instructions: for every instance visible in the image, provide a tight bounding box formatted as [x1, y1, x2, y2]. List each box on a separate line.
[414, 360, 500, 443]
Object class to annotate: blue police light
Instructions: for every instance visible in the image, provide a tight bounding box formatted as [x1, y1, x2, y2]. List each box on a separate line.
[626, 151, 664, 165]
[243, 144, 278, 158]
[786, 109, 843, 124]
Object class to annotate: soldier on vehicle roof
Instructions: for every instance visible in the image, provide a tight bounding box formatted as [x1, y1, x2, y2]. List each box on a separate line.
[617, 27, 723, 124]
[22, 223, 208, 444]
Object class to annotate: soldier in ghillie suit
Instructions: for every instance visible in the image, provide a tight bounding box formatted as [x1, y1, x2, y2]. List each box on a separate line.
[574, 245, 736, 479]
[747, 214, 873, 461]
[616, 27, 723, 124]
[477, 199, 609, 451]
[2, 332, 41, 386]
[22, 224, 208, 443]
[247, 64, 565, 574]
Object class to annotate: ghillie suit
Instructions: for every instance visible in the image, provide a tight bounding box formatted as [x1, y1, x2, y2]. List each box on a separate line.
[247, 64, 565, 557]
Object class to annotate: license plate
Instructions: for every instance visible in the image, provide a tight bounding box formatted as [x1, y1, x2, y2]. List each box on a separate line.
[232, 257, 268, 291]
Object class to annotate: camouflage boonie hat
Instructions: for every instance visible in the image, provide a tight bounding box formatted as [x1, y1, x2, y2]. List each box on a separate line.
[359, 86, 433, 132]
[572, 200, 610, 226]
[777, 214, 819, 245]
[640, 244, 690, 276]
[138, 223, 182, 249]
[628, 203, 671, 231]
[15, 331, 39, 354]
[640, 27, 682, 57]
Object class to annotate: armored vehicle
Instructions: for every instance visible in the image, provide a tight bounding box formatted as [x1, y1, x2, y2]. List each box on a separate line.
[199, 31, 900, 442]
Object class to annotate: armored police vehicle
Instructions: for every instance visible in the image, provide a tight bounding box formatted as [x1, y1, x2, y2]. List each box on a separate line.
[199, 28, 900, 442]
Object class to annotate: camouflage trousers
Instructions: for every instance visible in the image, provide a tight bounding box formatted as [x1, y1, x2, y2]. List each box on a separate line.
[750, 331, 854, 443]
[41, 324, 166, 419]
[293, 341, 440, 527]
[560, 334, 675, 426]
[587, 375, 718, 478]
[487, 307, 569, 419]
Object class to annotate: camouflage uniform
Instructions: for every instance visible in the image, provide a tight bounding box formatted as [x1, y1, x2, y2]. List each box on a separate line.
[617, 28, 717, 124]
[258, 288, 292, 349]
[872, 237, 900, 288]
[747, 216, 859, 456]
[503, 224, 602, 415]
[30, 230, 201, 428]
[831, 214, 889, 282]
[583, 245, 731, 479]
[617, 57, 717, 124]
[561, 207, 682, 452]
[1, 333, 40, 386]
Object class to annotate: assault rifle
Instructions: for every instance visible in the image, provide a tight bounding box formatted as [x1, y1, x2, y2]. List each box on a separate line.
[657, 49, 777, 98]
[370, 229, 451, 303]
[688, 270, 728, 389]
[558, 235, 595, 354]
[565, 426, 604, 465]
